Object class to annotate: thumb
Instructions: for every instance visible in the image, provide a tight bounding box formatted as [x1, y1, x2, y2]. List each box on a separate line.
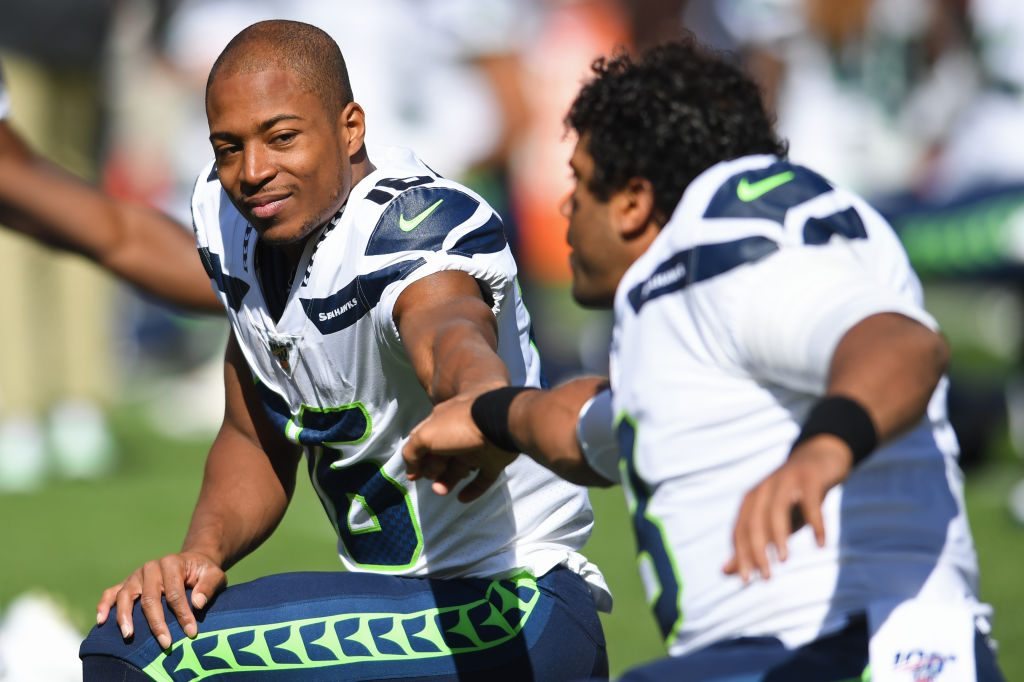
[191, 568, 226, 610]
[457, 468, 500, 503]
[402, 428, 434, 479]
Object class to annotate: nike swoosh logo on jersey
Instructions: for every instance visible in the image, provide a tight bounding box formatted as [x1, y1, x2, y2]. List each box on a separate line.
[399, 199, 444, 231]
[736, 171, 795, 202]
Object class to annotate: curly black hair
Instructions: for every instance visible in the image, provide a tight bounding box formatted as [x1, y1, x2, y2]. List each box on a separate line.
[566, 34, 788, 220]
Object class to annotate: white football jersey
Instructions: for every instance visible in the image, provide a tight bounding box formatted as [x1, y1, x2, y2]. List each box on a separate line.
[192, 145, 609, 607]
[610, 155, 985, 655]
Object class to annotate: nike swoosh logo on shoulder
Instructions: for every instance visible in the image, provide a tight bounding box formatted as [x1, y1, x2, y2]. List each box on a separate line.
[399, 199, 445, 232]
[736, 171, 795, 202]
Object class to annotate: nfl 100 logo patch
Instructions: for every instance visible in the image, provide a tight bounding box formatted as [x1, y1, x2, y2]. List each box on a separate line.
[891, 650, 959, 682]
[869, 599, 976, 682]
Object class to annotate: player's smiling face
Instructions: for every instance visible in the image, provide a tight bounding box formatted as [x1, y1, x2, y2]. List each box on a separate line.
[206, 68, 359, 253]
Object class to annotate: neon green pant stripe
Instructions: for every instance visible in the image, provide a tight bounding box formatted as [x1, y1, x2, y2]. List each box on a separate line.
[141, 573, 539, 681]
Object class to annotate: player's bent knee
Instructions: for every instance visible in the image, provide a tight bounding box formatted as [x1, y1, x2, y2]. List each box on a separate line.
[79, 569, 607, 681]
[82, 654, 151, 682]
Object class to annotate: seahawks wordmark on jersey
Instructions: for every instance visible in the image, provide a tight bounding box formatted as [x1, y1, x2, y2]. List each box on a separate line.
[192, 145, 610, 608]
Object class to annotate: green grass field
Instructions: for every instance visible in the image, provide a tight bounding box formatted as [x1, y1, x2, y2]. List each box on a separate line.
[1, 399, 1022, 679]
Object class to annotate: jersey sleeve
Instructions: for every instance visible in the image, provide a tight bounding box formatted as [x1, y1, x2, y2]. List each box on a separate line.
[723, 245, 938, 394]
[576, 388, 620, 484]
[189, 162, 248, 313]
[369, 184, 519, 348]
[189, 161, 221, 229]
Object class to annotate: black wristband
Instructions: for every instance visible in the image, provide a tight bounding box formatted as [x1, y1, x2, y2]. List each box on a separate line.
[793, 395, 878, 466]
[470, 386, 537, 452]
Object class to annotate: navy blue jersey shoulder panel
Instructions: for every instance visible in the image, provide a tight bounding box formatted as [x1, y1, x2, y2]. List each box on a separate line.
[803, 206, 868, 244]
[704, 161, 833, 224]
[627, 236, 779, 313]
[366, 186, 481, 256]
[447, 214, 508, 257]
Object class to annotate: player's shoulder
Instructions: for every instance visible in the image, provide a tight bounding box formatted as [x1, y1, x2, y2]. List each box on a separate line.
[193, 159, 221, 191]
[190, 160, 224, 218]
[190, 160, 249, 250]
[674, 155, 833, 229]
[351, 146, 506, 258]
[620, 156, 862, 314]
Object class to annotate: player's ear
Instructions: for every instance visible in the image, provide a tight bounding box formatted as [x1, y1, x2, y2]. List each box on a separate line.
[616, 176, 657, 238]
[339, 102, 366, 156]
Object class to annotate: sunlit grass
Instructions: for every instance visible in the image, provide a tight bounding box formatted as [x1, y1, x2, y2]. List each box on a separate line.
[1, 400, 1021, 679]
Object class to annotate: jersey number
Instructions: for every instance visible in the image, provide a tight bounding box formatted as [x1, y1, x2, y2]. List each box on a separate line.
[298, 404, 423, 571]
[366, 175, 435, 205]
[618, 415, 684, 644]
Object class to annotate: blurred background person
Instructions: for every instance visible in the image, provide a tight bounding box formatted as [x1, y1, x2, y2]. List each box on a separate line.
[0, 0, 119, 492]
[506, 0, 632, 381]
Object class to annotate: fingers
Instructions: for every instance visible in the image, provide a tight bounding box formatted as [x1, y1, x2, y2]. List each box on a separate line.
[111, 571, 143, 640]
[431, 459, 475, 496]
[166, 556, 205, 642]
[800, 489, 827, 547]
[406, 443, 449, 487]
[457, 448, 516, 502]
[419, 452, 451, 482]
[96, 582, 124, 626]
[404, 396, 493, 485]
[727, 482, 774, 582]
[768, 487, 796, 564]
[724, 457, 834, 582]
[402, 429, 431, 480]
[191, 565, 226, 611]
[403, 396, 518, 501]
[424, 449, 515, 501]
[457, 467, 501, 503]
[101, 554, 225, 652]
[137, 559, 177, 649]
[403, 451, 422, 480]
[404, 436, 466, 485]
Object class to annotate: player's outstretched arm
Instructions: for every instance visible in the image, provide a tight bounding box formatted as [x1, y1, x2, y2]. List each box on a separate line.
[505, 379, 615, 486]
[95, 332, 302, 648]
[0, 120, 222, 312]
[394, 270, 510, 403]
[397, 270, 616, 498]
[725, 312, 951, 581]
[394, 270, 515, 501]
[404, 375, 615, 495]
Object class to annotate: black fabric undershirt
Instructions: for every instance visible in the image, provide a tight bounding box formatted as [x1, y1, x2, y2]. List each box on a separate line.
[253, 208, 344, 323]
[255, 242, 296, 323]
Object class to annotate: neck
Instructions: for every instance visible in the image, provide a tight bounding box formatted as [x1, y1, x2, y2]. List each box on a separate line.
[351, 146, 375, 189]
[275, 150, 375, 271]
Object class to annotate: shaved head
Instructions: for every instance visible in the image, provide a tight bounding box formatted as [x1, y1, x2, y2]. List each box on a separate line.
[207, 20, 353, 120]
